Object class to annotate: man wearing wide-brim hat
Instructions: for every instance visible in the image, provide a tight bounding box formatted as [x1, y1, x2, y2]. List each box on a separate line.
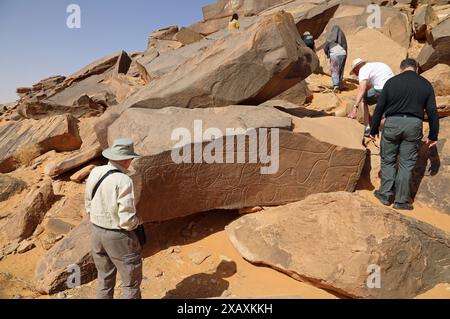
[85, 138, 143, 299]
[348, 58, 394, 137]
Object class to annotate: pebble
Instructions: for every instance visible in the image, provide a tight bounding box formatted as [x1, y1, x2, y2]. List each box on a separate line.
[17, 240, 36, 254]
[189, 248, 211, 265]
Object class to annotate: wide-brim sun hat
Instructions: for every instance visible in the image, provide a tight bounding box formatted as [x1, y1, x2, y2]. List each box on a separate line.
[350, 58, 366, 75]
[102, 138, 140, 161]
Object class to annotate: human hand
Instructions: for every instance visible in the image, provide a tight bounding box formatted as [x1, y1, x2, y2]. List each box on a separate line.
[426, 139, 438, 149]
[348, 106, 358, 119]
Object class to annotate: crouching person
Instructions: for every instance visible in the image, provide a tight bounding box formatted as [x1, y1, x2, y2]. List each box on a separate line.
[85, 138, 143, 299]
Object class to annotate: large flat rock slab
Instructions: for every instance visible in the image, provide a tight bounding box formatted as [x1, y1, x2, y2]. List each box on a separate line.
[0, 115, 82, 173]
[122, 12, 318, 110]
[35, 220, 96, 295]
[108, 106, 366, 222]
[418, 17, 450, 71]
[1, 180, 56, 242]
[226, 192, 450, 299]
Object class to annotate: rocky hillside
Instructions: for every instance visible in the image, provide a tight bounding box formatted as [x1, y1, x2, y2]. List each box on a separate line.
[1, 0, 450, 299]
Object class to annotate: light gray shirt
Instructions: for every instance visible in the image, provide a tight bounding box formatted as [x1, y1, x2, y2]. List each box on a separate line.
[85, 161, 140, 231]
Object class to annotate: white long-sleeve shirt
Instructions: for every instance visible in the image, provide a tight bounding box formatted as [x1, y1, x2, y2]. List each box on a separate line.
[85, 161, 140, 231]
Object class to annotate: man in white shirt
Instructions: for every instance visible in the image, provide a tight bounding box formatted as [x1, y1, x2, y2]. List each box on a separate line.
[348, 58, 394, 136]
[85, 138, 143, 299]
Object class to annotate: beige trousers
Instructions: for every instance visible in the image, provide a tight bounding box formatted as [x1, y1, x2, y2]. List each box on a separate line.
[91, 224, 143, 299]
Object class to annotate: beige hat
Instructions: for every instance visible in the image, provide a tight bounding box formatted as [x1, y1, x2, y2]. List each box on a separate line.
[350, 58, 366, 75]
[303, 31, 311, 36]
[102, 138, 140, 161]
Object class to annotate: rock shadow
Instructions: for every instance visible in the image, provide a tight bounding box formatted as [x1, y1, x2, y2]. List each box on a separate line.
[141, 210, 240, 259]
[163, 260, 237, 299]
[411, 141, 441, 200]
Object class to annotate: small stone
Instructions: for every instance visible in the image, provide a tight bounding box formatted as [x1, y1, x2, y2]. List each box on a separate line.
[40, 234, 64, 251]
[70, 165, 96, 183]
[172, 246, 181, 254]
[189, 248, 211, 265]
[56, 292, 67, 299]
[3, 241, 20, 255]
[17, 240, 36, 254]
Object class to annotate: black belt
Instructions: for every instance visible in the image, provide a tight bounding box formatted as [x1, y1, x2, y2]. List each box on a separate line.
[92, 223, 124, 232]
[388, 114, 422, 120]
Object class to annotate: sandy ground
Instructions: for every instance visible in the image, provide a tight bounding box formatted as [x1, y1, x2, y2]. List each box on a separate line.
[1, 190, 450, 299]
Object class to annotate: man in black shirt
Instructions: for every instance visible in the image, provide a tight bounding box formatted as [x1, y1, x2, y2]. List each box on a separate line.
[370, 59, 440, 210]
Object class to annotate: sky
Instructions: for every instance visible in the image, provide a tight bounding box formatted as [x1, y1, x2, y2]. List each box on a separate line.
[0, 0, 212, 103]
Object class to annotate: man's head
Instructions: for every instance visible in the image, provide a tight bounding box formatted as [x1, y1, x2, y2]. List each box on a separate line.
[400, 58, 419, 73]
[114, 159, 133, 169]
[350, 58, 367, 76]
[102, 138, 140, 169]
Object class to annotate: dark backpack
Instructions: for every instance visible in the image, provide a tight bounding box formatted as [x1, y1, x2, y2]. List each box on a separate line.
[303, 35, 315, 50]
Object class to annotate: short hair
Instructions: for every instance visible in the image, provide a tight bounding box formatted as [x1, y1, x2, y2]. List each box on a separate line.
[231, 13, 239, 21]
[400, 58, 418, 71]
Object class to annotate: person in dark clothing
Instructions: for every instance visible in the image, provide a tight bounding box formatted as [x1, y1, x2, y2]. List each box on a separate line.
[324, 25, 348, 92]
[303, 31, 315, 51]
[370, 58, 440, 211]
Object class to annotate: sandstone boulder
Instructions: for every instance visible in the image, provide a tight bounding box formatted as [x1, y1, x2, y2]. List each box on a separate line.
[123, 12, 319, 110]
[315, 5, 412, 49]
[63, 53, 120, 87]
[1, 180, 56, 242]
[0, 174, 26, 202]
[35, 220, 96, 295]
[173, 27, 204, 45]
[45, 144, 102, 178]
[271, 81, 313, 106]
[70, 164, 96, 183]
[0, 115, 82, 173]
[422, 64, 450, 96]
[418, 17, 450, 71]
[436, 96, 450, 117]
[108, 106, 366, 222]
[17, 98, 104, 120]
[202, 0, 291, 21]
[226, 192, 450, 299]
[151, 25, 179, 41]
[113, 50, 133, 76]
[413, 117, 450, 214]
[413, 4, 438, 40]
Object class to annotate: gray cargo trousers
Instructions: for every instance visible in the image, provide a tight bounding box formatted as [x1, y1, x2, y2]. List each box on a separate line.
[91, 224, 143, 299]
[379, 116, 423, 204]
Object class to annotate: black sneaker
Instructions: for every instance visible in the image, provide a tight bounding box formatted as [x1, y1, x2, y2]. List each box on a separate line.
[374, 191, 391, 206]
[394, 203, 414, 211]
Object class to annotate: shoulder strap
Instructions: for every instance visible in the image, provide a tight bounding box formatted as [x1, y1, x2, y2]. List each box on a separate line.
[91, 169, 122, 200]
